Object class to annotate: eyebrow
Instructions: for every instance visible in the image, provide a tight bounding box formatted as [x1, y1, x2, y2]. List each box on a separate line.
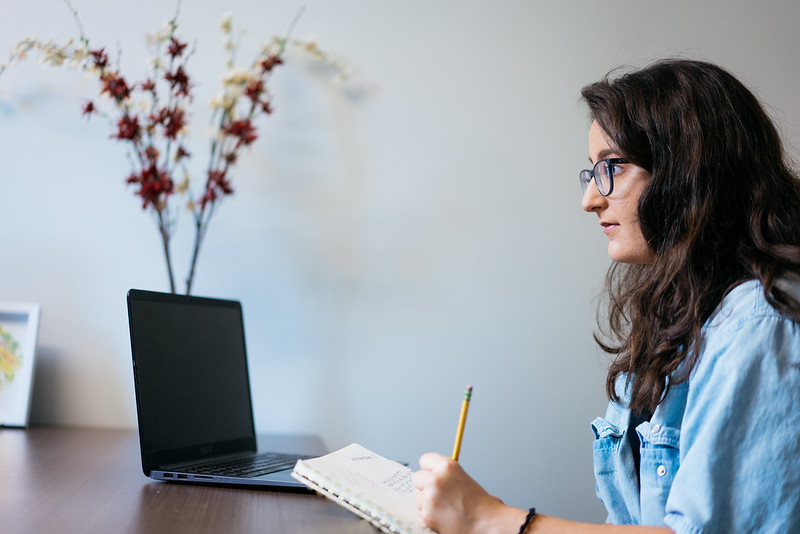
[588, 149, 620, 164]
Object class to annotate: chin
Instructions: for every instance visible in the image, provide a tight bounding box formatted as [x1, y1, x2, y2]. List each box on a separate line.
[608, 250, 653, 265]
[607, 244, 652, 264]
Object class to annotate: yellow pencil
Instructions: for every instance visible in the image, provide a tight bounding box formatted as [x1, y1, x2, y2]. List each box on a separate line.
[451, 384, 473, 462]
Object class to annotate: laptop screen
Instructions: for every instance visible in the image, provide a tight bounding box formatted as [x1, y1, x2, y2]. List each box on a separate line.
[127, 290, 256, 463]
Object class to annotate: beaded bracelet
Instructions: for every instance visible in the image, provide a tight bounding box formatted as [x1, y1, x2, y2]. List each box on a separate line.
[517, 507, 536, 534]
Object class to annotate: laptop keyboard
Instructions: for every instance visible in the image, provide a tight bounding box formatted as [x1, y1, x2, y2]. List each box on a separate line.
[188, 452, 308, 478]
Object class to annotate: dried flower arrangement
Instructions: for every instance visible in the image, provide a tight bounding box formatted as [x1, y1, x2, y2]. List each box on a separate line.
[1, 1, 351, 294]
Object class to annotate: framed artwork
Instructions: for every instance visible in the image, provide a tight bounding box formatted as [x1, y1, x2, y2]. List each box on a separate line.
[0, 303, 40, 427]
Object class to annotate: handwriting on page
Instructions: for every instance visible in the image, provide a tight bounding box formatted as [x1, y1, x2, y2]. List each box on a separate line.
[382, 469, 415, 495]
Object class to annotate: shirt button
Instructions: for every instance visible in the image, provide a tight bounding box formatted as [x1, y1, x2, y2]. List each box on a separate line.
[650, 424, 661, 434]
[657, 465, 667, 477]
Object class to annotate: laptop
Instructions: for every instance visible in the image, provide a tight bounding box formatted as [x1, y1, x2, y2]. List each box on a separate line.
[126, 288, 311, 490]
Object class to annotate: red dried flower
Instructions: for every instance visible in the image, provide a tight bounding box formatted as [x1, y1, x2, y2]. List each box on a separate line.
[144, 145, 159, 162]
[243, 79, 264, 102]
[114, 114, 141, 141]
[175, 146, 191, 161]
[200, 169, 234, 210]
[164, 107, 186, 139]
[260, 100, 273, 114]
[167, 37, 188, 58]
[131, 164, 174, 210]
[165, 65, 191, 97]
[90, 48, 109, 69]
[259, 55, 283, 72]
[82, 100, 96, 117]
[209, 169, 233, 194]
[199, 189, 217, 210]
[141, 79, 156, 92]
[222, 119, 257, 147]
[100, 72, 131, 101]
[149, 106, 186, 140]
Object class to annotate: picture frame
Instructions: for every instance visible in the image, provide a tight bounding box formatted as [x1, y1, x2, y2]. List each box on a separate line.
[0, 302, 41, 428]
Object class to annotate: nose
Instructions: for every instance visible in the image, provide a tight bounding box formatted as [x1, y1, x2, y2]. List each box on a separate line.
[581, 179, 607, 213]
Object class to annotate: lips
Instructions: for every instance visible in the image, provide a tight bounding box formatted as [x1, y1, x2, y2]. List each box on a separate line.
[600, 222, 619, 234]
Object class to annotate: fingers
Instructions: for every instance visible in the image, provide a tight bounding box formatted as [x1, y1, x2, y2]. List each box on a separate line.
[418, 452, 465, 484]
[413, 459, 445, 531]
[413, 451, 494, 534]
[413, 452, 452, 527]
[413, 452, 469, 507]
[412, 466, 433, 490]
[418, 451, 451, 471]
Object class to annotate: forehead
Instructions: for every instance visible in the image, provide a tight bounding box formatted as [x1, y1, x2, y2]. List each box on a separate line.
[588, 121, 619, 162]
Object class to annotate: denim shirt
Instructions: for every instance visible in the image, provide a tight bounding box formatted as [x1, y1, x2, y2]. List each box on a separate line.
[591, 280, 800, 533]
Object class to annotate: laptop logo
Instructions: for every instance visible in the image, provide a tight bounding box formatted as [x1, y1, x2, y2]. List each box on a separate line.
[200, 445, 214, 455]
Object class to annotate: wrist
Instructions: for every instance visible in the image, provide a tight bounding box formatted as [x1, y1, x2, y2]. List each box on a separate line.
[473, 504, 530, 534]
[517, 507, 536, 533]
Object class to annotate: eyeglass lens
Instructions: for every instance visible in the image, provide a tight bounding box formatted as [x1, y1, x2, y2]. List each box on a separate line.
[594, 160, 611, 194]
[580, 160, 611, 195]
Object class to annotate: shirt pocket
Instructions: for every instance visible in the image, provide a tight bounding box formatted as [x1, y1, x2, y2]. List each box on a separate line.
[592, 417, 625, 474]
[637, 421, 680, 526]
[591, 417, 636, 524]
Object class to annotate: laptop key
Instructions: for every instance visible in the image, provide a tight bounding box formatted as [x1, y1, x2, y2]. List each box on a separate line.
[189, 452, 307, 478]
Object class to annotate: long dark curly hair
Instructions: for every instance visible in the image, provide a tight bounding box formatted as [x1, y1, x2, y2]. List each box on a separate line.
[581, 58, 800, 413]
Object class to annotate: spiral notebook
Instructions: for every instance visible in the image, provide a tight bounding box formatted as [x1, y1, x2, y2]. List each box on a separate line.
[291, 443, 434, 534]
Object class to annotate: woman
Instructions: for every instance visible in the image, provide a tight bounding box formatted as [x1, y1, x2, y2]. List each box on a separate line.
[412, 59, 800, 533]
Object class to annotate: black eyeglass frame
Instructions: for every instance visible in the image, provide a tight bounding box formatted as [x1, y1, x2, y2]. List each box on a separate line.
[579, 158, 629, 196]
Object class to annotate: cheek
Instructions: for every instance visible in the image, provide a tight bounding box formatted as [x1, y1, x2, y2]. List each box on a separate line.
[619, 195, 641, 225]
[619, 220, 653, 263]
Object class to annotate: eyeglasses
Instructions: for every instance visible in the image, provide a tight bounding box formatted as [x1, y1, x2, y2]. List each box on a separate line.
[579, 158, 629, 196]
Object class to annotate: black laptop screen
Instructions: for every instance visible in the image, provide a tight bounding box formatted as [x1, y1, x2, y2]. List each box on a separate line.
[128, 291, 256, 457]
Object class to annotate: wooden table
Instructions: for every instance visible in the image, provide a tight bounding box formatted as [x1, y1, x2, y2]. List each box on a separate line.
[0, 427, 376, 534]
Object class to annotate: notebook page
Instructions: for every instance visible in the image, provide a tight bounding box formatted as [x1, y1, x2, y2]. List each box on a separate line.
[292, 443, 434, 534]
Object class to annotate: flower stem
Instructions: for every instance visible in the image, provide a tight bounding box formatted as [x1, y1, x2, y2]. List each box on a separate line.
[185, 205, 214, 295]
[185, 226, 203, 295]
[61, 0, 88, 45]
[156, 209, 176, 293]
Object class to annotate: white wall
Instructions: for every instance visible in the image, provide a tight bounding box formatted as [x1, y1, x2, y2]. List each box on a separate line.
[2, 0, 798, 523]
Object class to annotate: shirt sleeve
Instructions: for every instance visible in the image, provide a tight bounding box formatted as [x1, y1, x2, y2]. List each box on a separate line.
[663, 314, 800, 534]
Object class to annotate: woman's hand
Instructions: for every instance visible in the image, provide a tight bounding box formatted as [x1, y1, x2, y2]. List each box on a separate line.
[412, 452, 526, 534]
[412, 453, 676, 534]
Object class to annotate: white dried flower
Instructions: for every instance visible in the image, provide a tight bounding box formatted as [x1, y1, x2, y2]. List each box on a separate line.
[84, 62, 102, 78]
[148, 56, 164, 71]
[221, 68, 255, 87]
[220, 13, 233, 34]
[302, 40, 321, 56]
[177, 173, 190, 193]
[146, 21, 173, 46]
[14, 42, 32, 61]
[259, 37, 282, 56]
[221, 91, 239, 111]
[40, 40, 72, 67]
[70, 46, 89, 66]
